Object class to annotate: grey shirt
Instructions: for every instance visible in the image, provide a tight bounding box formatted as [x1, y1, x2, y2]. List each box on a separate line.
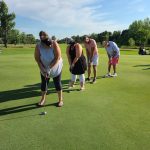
[106, 41, 120, 58]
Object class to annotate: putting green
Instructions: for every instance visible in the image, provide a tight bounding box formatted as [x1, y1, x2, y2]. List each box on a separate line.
[0, 45, 150, 150]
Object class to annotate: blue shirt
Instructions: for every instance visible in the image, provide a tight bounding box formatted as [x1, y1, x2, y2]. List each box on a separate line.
[106, 41, 120, 57]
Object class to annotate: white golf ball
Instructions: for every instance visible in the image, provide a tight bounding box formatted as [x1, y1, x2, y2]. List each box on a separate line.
[40, 111, 47, 115]
[44, 112, 47, 115]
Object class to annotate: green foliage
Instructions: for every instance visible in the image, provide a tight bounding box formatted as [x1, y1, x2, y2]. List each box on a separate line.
[0, 1, 36, 46]
[26, 34, 36, 44]
[129, 18, 150, 45]
[59, 18, 150, 47]
[51, 35, 56, 41]
[0, 0, 16, 47]
[7, 31, 36, 45]
[1, 1, 150, 48]
[8, 29, 20, 44]
[128, 38, 135, 47]
[20, 32, 27, 44]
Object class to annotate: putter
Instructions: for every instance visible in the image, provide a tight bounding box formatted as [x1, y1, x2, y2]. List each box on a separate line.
[45, 68, 51, 91]
[45, 72, 49, 91]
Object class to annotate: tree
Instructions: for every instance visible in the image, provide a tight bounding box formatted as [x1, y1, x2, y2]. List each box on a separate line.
[98, 31, 112, 43]
[110, 31, 121, 45]
[26, 34, 36, 44]
[90, 33, 99, 42]
[71, 35, 81, 43]
[8, 29, 20, 44]
[120, 29, 130, 46]
[0, 37, 3, 44]
[0, 0, 16, 47]
[20, 32, 27, 44]
[128, 38, 135, 46]
[129, 18, 150, 45]
[51, 35, 56, 41]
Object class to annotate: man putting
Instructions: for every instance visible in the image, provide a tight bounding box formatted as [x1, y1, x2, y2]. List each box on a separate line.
[103, 40, 120, 77]
[84, 36, 99, 83]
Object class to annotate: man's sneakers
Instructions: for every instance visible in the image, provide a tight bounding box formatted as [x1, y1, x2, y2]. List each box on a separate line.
[68, 82, 75, 89]
[80, 86, 85, 91]
[92, 78, 97, 84]
[86, 77, 97, 83]
[86, 77, 91, 82]
[104, 73, 112, 78]
[105, 73, 117, 78]
[111, 73, 117, 77]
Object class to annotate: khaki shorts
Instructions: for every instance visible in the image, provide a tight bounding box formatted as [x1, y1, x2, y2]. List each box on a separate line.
[88, 54, 99, 66]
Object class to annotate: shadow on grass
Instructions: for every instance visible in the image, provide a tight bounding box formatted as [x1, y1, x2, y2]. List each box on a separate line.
[133, 64, 150, 70]
[0, 102, 58, 117]
[0, 77, 104, 117]
[0, 114, 39, 122]
[0, 76, 104, 104]
[0, 79, 70, 104]
[0, 79, 82, 116]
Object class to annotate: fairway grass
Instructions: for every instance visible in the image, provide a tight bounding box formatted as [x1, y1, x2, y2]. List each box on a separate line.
[0, 45, 150, 150]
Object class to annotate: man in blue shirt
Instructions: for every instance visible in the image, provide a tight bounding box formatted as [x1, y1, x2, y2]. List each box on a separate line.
[103, 41, 120, 77]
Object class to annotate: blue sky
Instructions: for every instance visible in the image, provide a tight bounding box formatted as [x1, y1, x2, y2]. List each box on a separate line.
[5, 0, 150, 39]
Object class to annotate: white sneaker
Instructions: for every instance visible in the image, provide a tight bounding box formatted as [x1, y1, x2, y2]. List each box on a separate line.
[68, 82, 75, 89]
[105, 73, 112, 78]
[80, 86, 85, 91]
[111, 73, 117, 77]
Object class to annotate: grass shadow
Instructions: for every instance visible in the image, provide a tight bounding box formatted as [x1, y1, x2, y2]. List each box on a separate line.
[0, 79, 70, 103]
[133, 64, 150, 70]
[0, 102, 58, 117]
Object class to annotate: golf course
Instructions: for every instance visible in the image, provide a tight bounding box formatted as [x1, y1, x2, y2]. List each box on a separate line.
[0, 45, 150, 150]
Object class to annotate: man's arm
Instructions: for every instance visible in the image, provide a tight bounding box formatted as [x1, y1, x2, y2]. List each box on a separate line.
[112, 43, 119, 57]
[107, 51, 111, 59]
[84, 43, 91, 63]
[86, 48, 90, 62]
[90, 47, 95, 61]
[90, 40, 97, 62]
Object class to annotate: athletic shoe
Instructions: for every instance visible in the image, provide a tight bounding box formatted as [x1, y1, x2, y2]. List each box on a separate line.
[80, 86, 85, 91]
[92, 78, 96, 84]
[68, 86, 73, 89]
[104, 73, 112, 78]
[86, 77, 91, 82]
[111, 73, 117, 77]
[68, 82, 75, 89]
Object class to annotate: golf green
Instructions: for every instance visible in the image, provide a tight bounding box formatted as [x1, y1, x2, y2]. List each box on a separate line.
[0, 45, 150, 150]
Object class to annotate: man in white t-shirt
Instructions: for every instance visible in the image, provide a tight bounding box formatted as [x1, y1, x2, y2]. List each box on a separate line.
[84, 36, 99, 83]
[103, 40, 120, 77]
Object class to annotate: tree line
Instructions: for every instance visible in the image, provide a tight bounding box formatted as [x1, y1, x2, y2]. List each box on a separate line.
[58, 18, 150, 47]
[1, 0, 150, 48]
[0, 0, 36, 47]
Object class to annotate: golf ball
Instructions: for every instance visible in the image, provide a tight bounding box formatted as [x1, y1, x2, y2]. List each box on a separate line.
[44, 112, 47, 115]
[40, 111, 47, 115]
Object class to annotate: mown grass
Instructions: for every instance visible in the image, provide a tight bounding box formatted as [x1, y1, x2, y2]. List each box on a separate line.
[0, 45, 150, 150]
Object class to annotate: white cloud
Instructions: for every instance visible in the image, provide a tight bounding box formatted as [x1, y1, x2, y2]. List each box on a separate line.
[5, 0, 126, 38]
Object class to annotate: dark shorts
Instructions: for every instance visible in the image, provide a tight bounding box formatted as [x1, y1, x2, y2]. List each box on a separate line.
[40, 73, 62, 92]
